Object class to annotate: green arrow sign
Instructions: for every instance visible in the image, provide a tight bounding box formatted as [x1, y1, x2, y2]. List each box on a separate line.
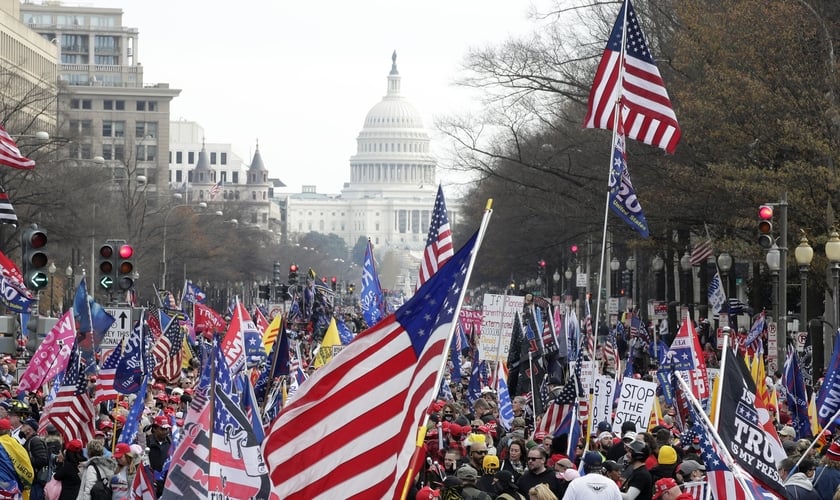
[99, 275, 113, 290]
[27, 272, 48, 290]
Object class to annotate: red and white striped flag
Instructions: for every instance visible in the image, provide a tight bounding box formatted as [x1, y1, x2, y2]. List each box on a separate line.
[209, 180, 223, 200]
[417, 184, 454, 286]
[132, 463, 157, 500]
[93, 344, 122, 405]
[152, 313, 184, 383]
[0, 124, 35, 170]
[681, 481, 706, 500]
[689, 239, 713, 266]
[41, 344, 95, 444]
[262, 230, 482, 499]
[583, 0, 681, 154]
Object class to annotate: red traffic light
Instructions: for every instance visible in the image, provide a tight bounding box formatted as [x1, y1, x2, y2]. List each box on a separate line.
[538, 259, 546, 268]
[289, 264, 298, 273]
[570, 244, 579, 254]
[99, 245, 113, 258]
[758, 205, 773, 220]
[28, 231, 47, 249]
[331, 276, 337, 284]
[118, 244, 134, 259]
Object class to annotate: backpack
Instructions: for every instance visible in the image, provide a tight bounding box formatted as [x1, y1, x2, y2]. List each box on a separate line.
[89, 465, 112, 500]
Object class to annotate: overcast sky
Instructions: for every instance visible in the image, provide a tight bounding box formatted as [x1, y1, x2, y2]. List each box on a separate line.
[73, 0, 545, 194]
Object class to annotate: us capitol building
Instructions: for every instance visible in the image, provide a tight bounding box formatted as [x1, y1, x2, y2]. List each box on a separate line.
[282, 52, 456, 290]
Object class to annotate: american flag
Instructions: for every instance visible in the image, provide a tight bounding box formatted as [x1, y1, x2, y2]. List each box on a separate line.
[583, 0, 681, 154]
[41, 343, 95, 444]
[681, 481, 707, 500]
[132, 461, 157, 500]
[690, 239, 713, 266]
[417, 184, 454, 286]
[745, 310, 766, 353]
[583, 301, 594, 360]
[0, 185, 17, 226]
[153, 312, 185, 383]
[0, 125, 35, 170]
[262, 230, 480, 499]
[93, 343, 122, 404]
[209, 180, 222, 200]
[535, 361, 580, 436]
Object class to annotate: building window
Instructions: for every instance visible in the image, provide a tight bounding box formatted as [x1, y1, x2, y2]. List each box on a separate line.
[188, 152, 195, 164]
[148, 102, 158, 111]
[252, 191, 257, 200]
[135, 121, 157, 138]
[104, 100, 113, 110]
[232, 172, 239, 183]
[115, 100, 125, 110]
[221, 171, 227, 182]
[176, 151, 182, 164]
[136, 101, 145, 111]
[220, 152, 227, 165]
[71, 99, 92, 109]
[210, 152, 216, 164]
[176, 170, 182, 182]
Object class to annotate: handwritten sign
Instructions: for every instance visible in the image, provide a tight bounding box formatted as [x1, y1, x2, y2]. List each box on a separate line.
[612, 378, 657, 434]
[592, 375, 615, 428]
[479, 294, 524, 361]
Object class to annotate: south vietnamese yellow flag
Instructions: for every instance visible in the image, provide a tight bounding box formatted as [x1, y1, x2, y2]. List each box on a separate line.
[263, 314, 283, 354]
[314, 317, 341, 368]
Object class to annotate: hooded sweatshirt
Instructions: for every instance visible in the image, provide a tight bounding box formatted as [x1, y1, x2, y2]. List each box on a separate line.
[783, 472, 819, 500]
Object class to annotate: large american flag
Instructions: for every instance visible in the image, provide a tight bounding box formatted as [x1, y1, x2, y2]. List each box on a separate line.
[93, 343, 122, 404]
[153, 313, 185, 383]
[417, 185, 454, 286]
[41, 343, 95, 444]
[583, 0, 681, 154]
[689, 239, 713, 266]
[262, 230, 480, 499]
[209, 180, 222, 200]
[0, 125, 35, 170]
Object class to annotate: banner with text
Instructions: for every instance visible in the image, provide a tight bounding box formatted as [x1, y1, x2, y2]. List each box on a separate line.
[612, 378, 657, 434]
[479, 294, 525, 361]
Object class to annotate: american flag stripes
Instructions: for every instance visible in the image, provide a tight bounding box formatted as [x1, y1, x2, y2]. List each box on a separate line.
[584, 0, 681, 154]
[132, 462, 157, 500]
[93, 343, 122, 404]
[0, 185, 17, 226]
[0, 125, 35, 170]
[262, 230, 481, 499]
[417, 184, 454, 286]
[681, 481, 707, 500]
[153, 312, 185, 383]
[209, 180, 223, 200]
[689, 239, 713, 266]
[41, 343, 95, 444]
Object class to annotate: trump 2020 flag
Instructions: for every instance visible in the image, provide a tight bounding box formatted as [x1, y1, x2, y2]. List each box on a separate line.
[360, 239, 384, 328]
[784, 347, 812, 440]
[817, 330, 840, 428]
[708, 272, 727, 317]
[262, 226, 484, 499]
[608, 118, 649, 238]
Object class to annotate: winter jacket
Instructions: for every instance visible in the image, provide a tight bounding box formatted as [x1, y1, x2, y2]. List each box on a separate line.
[783, 472, 820, 500]
[76, 455, 117, 500]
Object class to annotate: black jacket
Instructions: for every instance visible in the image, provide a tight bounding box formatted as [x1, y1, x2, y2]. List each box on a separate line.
[24, 434, 49, 472]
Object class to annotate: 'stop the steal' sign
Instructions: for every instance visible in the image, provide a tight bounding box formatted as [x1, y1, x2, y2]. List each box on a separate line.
[612, 378, 657, 434]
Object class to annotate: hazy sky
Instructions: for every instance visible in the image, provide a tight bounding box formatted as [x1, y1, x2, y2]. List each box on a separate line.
[74, 0, 544, 194]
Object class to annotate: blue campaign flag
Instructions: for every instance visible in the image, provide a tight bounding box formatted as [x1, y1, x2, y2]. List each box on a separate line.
[450, 320, 467, 384]
[784, 348, 812, 439]
[89, 299, 115, 345]
[817, 330, 840, 428]
[115, 311, 154, 394]
[73, 278, 91, 333]
[608, 120, 650, 238]
[118, 377, 148, 445]
[336, 317, 354, 345]
[467, 347, 482, 407]
[496, 369, 514, 431]
[437, 376, 453, 401]
[181, 280, 207, 304]
[0, 275, 32, 314]
[360, 240, 385, 328]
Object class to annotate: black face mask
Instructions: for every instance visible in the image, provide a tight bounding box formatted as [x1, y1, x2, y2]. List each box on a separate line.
[493, 482, 505, 494]
[442, 414, 454, 422]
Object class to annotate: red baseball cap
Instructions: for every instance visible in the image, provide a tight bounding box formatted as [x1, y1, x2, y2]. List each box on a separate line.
[113, 442, 131, 459]
[653, 478, 678, 500]
[153, 415, 171, 429]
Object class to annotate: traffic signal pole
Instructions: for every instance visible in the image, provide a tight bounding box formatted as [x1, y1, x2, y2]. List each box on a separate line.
[778, 193, 788, 374]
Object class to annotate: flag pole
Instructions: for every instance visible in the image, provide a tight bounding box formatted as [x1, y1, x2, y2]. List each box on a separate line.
[711, 328, 731, 426]
[398, 199, 494, 500]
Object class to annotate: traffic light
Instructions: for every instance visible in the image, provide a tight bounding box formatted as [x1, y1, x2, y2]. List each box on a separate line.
[258, 284, 271, 300]
[97, 241, 117, 290]
[275, 284, 289, 301]
[348, 283, 355, 295]
[273, 261, 282, 284]
[20, 225, 48, 290]
[330, 276, 337, 291]
[116, 242, 135, 290]
[288, 264, 298, 285]
[758, 204, 774, 248]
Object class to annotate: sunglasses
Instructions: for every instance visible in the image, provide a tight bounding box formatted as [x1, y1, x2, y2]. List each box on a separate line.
[527, 457, 543, 461]
[472, 450, 487, 455]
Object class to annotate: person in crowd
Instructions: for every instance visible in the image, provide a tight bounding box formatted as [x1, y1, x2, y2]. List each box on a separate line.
[52, 439, 83, 500]
[145, 415, 172, 497]
[603, 460, 624, 488]
[110, 443, 139, 500]
[443, 447, 463, 475]
[477, 454, 500, 494]
[621, 440, 653, 500]
[650, 445, 677, 482]
[676, 460, 705, 484]
[491, 470, 525, 500]
[517, 446, 560, 497]
[526, 483, 557, 500]
[564, 451, 621, 500]
[456, 464, 492, 500]
[813, 440, 840, 500]
[20, 417, 48, 500]
[77, 440, 116, 500]
[778, 457, 819, 500]
[0, 417, 32, 498]
[500, 439, 527, 481]
[466, 437, 489, 471]
[651, 478, 692, 500]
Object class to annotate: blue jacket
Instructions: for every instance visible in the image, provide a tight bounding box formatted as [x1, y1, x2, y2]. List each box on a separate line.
[812, 465, 840, 500]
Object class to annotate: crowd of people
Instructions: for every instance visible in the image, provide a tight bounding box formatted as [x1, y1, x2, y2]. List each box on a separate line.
[407, 364, 840, 500]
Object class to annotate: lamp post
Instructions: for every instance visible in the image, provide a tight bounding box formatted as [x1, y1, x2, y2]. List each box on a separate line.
[718, 252, 733, 298]
[610, 257, 620, 297]
[794, 232, 814, 336]
[64, 265, 73, 312]
[161, 202, 207, 290]
[553, 269, 560, 297]
[766, 244, 781, 331]
[48, 262, 56, 316]
[680, 251, 692, 309]
[626, 256, 636, 304]
[825, 228, 840, 360]
[652, 255, 664, 301]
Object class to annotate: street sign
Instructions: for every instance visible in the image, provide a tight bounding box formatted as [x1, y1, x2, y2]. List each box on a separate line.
[101, 307, 131, 349]
[99, 276, 113, 289]
[576, 273, 588, 287]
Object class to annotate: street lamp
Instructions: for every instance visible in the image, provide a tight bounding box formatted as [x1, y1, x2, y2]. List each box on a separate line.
[718, 252, 733, 297]
[825, 229, 840, 357]
[794, 232, 814, 334]
[652, 255, 664, 301]
[161, 202, 207, 289]
[766, 244, 781, 327]
[64, 265, 72, 311]
[47, 262, 56, 315]
[680, 250, 693, 308]
[553, 269, 560, 296]
[625, 256, 636, 302]
[610, 257, 620, 297]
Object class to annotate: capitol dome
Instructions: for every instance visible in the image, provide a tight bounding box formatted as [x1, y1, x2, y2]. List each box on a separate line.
[347, 51, 437, 195]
